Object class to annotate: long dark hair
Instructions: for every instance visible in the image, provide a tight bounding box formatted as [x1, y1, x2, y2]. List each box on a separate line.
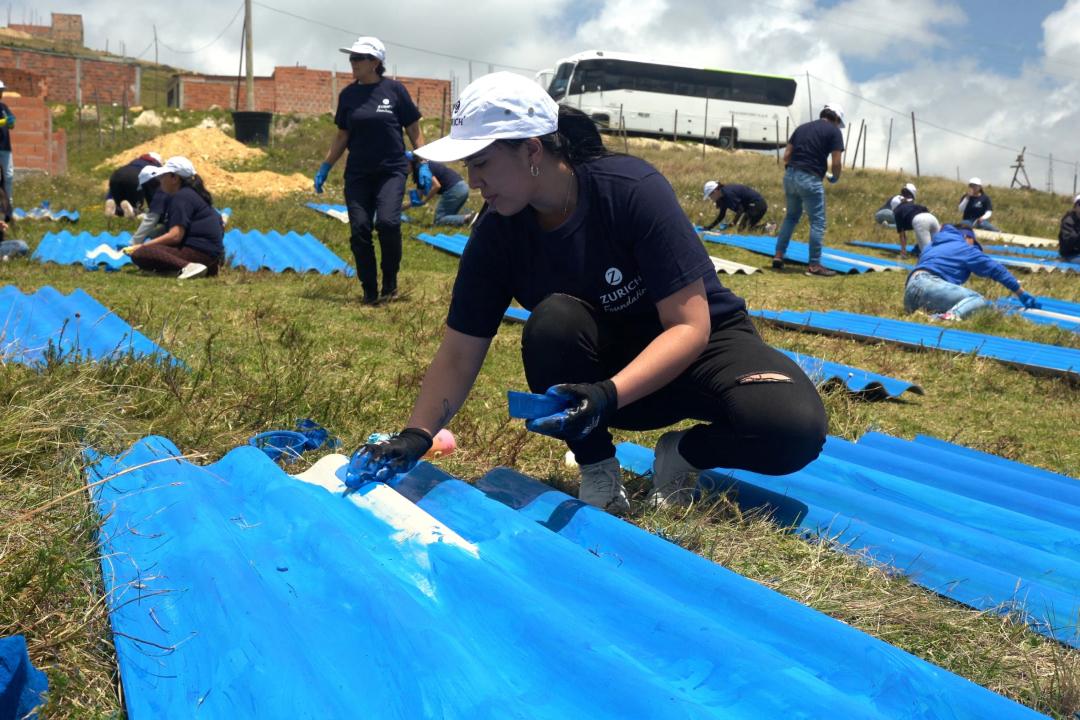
[819, 108, 841, 125]
[497, 105, 611, 165]
[180, 175, 213, 207]
[376, 62, 386, 77]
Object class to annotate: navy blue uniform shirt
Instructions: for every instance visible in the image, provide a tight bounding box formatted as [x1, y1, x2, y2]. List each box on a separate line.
[447, 154, 746, 338]
[961, 194, 992, 222]
[335, 79, 421, 179]
[716, 184, 764, 213]
[166, 186, 224, 258]
[0, 102, 11, 152]
[893, 202, 930, 232]
[148, 187, 169, 217]
[786, 119, 844, 178]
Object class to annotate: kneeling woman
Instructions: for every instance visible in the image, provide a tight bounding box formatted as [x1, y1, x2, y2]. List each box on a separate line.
[353, 73, 827, 513]
[128, 156, 224, 280]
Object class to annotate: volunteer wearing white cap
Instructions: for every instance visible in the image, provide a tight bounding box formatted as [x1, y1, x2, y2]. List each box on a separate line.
[105, 152, 163, 218]
[129, 164, 170, 246]
[0, 80, 15, 203]
[890, 194, 939, 258]
[314, 35, 425, 304]
[702, 180, 767, 231]
[126, 156, 224, 280]
[958, 177, 999, 232]
[874, 182, 916, 227]
[1059, 194, 1080, 261]
[349, 72, 826, 514]
[772, 103, 846, 276]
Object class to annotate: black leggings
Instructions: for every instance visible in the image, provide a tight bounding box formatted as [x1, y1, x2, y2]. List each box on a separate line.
[521, 294, 827, 474]
[344, 171, 407, 297]
[108, 165, 151, 212]
[736, 201, 768, 230]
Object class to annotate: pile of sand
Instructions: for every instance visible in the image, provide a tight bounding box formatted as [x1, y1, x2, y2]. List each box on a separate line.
[97, 126, 311, 198]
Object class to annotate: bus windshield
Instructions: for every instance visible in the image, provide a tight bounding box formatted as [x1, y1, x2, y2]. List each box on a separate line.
[547, 62, 575, 101]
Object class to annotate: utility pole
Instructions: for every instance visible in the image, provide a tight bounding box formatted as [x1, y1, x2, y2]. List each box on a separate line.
[1047, 153, 1054, 194]
[153, 24, 159, 65]
[244, 0, 255, 110]
[805, 71, 812, 122]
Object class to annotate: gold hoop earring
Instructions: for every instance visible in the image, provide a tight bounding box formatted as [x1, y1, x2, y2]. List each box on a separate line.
[530, 164, 540, 177]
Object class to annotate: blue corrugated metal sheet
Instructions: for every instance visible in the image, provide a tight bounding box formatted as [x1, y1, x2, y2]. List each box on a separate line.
[0, 635, 48, 719]
[0, 285, 170, 365]
[848, 241, 1080, 273]
[615, 433, 1080, 648]
[223, 229, 354, 275]
[417, 231, 467, 256]
[305, 201, 349, 223]
[85, 437, 1045, 718]
[996, 296, 1080, 333]
[702, 232, 910, 273]
[774, 348, 922, 398]
[13, 205, 80, 222]
[754, 308, 1080, 380]
[32, 230, 354, 275]
[982, 244, 1062, 259]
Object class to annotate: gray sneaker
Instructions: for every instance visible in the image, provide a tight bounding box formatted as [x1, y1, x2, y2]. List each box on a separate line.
[647, 430, 699, 509]
[178, 262, 209, 280]
[578, 457, 630, 515]
[119, 200, 136, 218]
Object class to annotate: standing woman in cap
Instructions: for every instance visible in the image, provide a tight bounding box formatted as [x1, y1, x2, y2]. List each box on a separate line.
[958, 178, 999, 231]
[0, 81, 15, 203]
[345, 72, 826, 515]
[126, 156, 224, 280]
[315, 36, 425, 304]
[772, 104, 846, 276]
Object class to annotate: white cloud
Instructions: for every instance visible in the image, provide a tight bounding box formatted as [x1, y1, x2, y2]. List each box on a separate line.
[817, 0, 966, 59]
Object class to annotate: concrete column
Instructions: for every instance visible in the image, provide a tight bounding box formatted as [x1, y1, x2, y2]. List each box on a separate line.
[133, 64, 141, 105]
[75, 57, 82, 107]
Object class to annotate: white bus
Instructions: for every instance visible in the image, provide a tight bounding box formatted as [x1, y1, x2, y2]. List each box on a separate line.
[536, 50, 798, 149]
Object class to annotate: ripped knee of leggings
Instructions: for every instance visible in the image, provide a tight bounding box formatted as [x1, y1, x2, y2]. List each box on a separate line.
[736, 371, 794, 385]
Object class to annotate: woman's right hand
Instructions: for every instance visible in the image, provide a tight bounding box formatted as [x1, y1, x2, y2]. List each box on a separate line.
[314, 162, 332, 194]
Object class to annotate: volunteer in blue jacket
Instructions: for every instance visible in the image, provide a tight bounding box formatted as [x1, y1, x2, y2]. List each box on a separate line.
[407, 152, 473, 225]
[127, 156, 224, 280]
[958, 178, 999, 231]
[904, 223, 1040, 320]
[772, 104, 845, 276]
[0, 80, 15, 203]
[702, 180, 767, 231]
[347, 72, 826, 514]
[314, 36, 425, 304]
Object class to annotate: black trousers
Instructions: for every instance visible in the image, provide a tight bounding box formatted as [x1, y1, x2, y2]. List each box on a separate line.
[735, 200, 768, 230]
[521, 294, 827, 473]
[108, 166, 151, 212]
[344, 171, 407, 297]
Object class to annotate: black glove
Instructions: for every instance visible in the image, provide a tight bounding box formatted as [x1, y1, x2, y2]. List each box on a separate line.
[525, 380, 618, 442]
[345, 427, 433, 488]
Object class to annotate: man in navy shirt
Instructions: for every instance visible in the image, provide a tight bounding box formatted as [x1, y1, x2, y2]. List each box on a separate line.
[0, 81, 15, 203]
[958, 177, 998, 231]
[772, 104, 845, 276]
[346, 72, 826, 515]
[702, 180, 767, 231]
[315, 36, 425, 304]
[408, 153, 473, 225]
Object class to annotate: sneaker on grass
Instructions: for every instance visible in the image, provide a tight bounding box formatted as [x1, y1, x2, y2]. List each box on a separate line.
[804, 264, 838, 277]
[119, 200, 136, 218]
[771, 256, 785, 270]
[578, 457, 630, 515]
[104, 198, 116, 216]
[647, 429, 699, 509]
[177, 262, 209, 280]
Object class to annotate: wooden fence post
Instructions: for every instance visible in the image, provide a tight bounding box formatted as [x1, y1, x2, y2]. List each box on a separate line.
[911, 111, 920, 177]
[702, 98, 709, 159]
[861, 125, 868, 169]
[850, 119, 864, 170]
[843, 121, 852, 165]
[885, 117, 893, 171]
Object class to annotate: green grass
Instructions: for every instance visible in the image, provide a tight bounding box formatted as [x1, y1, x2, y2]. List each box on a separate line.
[2, 113, 1079, 717]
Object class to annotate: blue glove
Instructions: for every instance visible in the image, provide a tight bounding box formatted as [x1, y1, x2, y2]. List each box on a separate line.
[409, 189, 424, 207]
[344, 427, 432, 488]
[418, 162, 434, 195]
[1018, 291, 1041, 309]
[827, 173, 839, 184]
[314, 162, 332, 194]
[525, 381, 618, 442]
[5, 112, 13, 129]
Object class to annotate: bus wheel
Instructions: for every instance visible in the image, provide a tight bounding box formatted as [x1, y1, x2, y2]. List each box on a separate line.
[718, 129, 737, 149]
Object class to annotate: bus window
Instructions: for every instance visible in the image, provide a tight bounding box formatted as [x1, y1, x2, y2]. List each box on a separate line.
[548, 63, 575, 101]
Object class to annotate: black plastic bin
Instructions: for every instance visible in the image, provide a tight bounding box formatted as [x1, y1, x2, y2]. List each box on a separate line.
[232, 111, 273, 145]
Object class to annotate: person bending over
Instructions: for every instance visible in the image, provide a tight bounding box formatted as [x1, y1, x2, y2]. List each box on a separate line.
[702, 180, 767, 231]
[874, 182, 916, 227]
[106, 152, 162, 217]
[904, 223, 1039, 321]
[407, 152, 474, 226]
[346, 73, 827, 514]
[891, 194, 939, 258]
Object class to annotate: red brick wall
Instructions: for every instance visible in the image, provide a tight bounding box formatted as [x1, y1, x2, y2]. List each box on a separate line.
[7, 24, 52, 40]
[8, 13, 83, 46]
[181, 78, 234, 110]
[79, 58, 138, 105]
[0, 47, 137, 105]
[0, 67, 46, 97]
[7, 95, 66, 174]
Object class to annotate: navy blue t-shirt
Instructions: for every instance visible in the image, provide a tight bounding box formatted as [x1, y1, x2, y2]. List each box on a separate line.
[787, 119, 844, 178]
[0, 102, 11, 152]
[893, 202, 930, 232]
[961, 193, 992, 222]
[413, 160, 463, 195]
[335, 79, 421, 179]
[446, 154, 745, 338]
[166, 186, 224, 258]
[148, 187, 169, 217]
[717, 184, 764, 212]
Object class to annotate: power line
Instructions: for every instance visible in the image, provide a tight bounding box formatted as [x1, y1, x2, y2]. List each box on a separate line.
[158, 2, 244, 55]
[251, 1, 540, 74]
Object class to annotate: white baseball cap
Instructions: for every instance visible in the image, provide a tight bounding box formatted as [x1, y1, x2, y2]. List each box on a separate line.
[968, 177, 983, 187]
[147, 155, 197, 181]
[703, 180, 719, 200]
[1073, 194, 1080, 205]
[137, 165, 158, 187]
[890, 196, 903, 211]
[902, 182, 917, 198]
[415, 72, 559, 163]
[339, 36, 386, 62]
[0, 81, 6, 90]
[822, 103, 846, 128]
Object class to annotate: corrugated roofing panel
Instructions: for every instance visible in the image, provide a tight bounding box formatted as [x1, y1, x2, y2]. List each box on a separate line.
[974, 229, 1056, 248]
[33, 231, 132, 271]
[0, 285, 170, 365]
[223, 229, 354, 275]
[615, 434, 1080, 649]
[982, 244, 1061, 259]
[417, 231, 467, 256]
[709, 255, 759, 274]
[13, 205, 80, 222]
[703, 232, 908, 273]
[754, 308, 1080, 380]
[996, 296, 1080, 333]
[848, 241, 1078, 273]
[305, 201, 349, 223]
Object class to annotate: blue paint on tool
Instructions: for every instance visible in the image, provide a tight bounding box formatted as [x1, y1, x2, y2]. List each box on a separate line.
[0, 635, 48, 719]
[507, 390, 570, 419]
[614, 436, 1080, 649]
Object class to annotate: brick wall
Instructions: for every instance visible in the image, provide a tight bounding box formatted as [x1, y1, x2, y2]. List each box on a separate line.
[8, 13, 83, 46]
[175, 66, 451, 118]
[6, 95, 67, 174]
[0, 47, 138, 105]
[0, 68, 46, 97]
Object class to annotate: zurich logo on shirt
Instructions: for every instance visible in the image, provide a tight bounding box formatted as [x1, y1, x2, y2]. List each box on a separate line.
[605, 267, 623, 285]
